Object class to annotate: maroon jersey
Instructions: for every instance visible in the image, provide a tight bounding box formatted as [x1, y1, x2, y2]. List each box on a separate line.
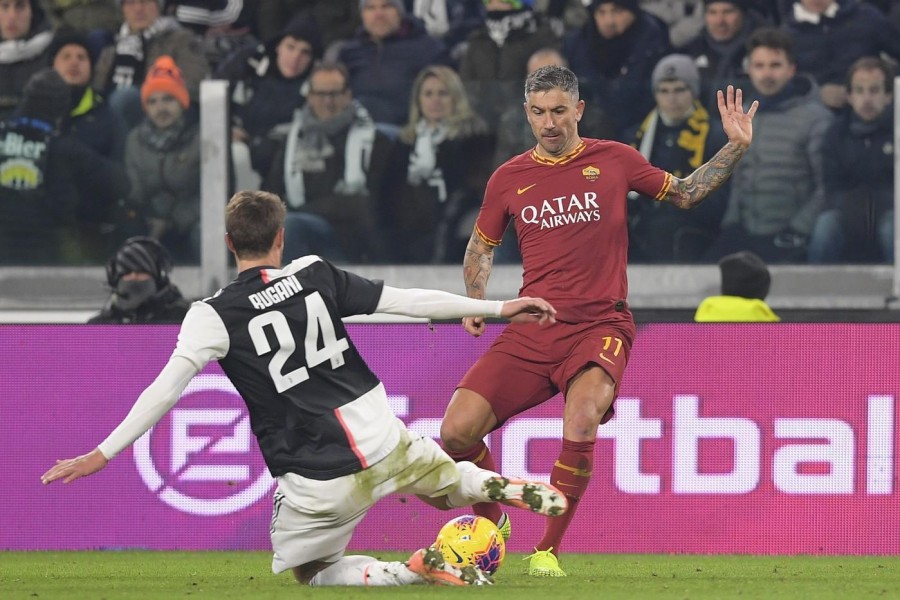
[475, 137, 670, 323]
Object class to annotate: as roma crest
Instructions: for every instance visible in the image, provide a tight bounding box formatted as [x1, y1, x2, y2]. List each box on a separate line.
[582, 165, 600, 181]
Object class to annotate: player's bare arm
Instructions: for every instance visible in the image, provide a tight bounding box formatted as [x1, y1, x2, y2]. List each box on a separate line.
[665, 140, 747, 208]
[665, 85, 759, 210]
[463, 228, 495, 300]
[41, 448, 108, 484]
[462, 229, 497, 337]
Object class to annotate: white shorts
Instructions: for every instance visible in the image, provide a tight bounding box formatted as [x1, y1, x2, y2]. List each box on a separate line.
[270, 425, 459, 574]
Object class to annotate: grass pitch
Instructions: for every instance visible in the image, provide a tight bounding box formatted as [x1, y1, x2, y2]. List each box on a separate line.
[3, 551, 899, 599]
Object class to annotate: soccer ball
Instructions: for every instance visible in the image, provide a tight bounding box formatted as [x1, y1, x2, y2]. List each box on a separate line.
[434, 514, 506, 574]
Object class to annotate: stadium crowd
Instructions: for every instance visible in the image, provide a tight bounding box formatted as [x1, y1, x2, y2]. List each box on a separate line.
[0, 0, 897, 266]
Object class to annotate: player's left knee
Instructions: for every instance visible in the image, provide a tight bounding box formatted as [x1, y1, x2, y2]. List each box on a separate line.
[439, 423, 466, 452]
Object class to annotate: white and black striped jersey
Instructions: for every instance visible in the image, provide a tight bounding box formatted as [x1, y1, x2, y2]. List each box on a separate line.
[172, 256, 403, 480]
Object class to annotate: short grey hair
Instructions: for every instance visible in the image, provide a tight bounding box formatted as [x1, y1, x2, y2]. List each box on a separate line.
[524, 65, 580, 101]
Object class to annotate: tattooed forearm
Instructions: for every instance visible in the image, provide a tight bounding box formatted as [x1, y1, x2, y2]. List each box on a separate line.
[463, 230, 494, 299]
[666, 141, 747, 209]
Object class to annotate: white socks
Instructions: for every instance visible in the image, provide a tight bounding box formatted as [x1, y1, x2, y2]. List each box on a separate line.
[309, 555, 424, 586]
[445, 460, 495, 509]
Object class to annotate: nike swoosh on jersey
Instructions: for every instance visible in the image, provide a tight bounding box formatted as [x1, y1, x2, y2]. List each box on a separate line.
[599, 353, 615, 365]
[517, 184, 537, 195]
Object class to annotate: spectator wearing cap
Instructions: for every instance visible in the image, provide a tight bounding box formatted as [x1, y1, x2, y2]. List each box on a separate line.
[625, 53, 728, 262]
[336, 0, 449, 128]
[0, 68, 129, 264]
[49, 27, 126, 160]
[563, 0, 671, 138]
[0, 0, 54, 119]
[50, 29, 128, 259]
[694, 250, 780, 321]
[783, 0, 900, 110]
[88, 235, 191, 323]
[93, 0, 209, 129]
[119, 55, 200, 263]
[681, 0, 767, 111]
[216, 14, 323, 184]
[458, 0, 560, 131]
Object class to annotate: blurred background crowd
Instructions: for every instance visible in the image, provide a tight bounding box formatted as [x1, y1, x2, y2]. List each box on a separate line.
[0, 0, 897, 267]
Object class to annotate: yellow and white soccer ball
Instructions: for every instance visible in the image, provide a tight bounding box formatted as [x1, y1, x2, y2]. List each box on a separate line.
[433, 514, 506, 574]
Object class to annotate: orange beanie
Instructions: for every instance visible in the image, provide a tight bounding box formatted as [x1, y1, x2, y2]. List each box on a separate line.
[141, 55, 190, 110]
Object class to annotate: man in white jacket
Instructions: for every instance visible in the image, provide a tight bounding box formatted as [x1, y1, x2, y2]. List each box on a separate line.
[42, 189, 567, 587]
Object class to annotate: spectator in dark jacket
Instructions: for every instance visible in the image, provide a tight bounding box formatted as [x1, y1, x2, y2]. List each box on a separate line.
[49, 28, 126, 161]
[0, 68, 129, 265]
[808, 57, 894, 264]
[337, 0, 448, 128]
[50, 29, 128, 259]
[88, 235, 191, 323]
[265, 62, 393, 263]
[681, 0, 768, 111]
[0, 0, 54, 119]
[459, 0, 560, 130]
[783, 0, 900, 110]
[384, 64, 494, 263]
[563, 0, 671, 138]
[216, 14, 321, 181]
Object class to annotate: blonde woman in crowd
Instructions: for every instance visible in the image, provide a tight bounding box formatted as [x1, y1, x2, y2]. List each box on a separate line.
[384, 65, 495, 263]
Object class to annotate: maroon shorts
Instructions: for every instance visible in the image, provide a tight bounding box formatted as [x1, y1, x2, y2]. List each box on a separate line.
[458, 319, 635, 428]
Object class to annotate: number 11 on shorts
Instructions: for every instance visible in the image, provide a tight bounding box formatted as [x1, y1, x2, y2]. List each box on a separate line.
[599, 336, 622, 366]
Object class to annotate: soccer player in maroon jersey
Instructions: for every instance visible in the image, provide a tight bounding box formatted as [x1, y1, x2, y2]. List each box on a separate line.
[439, 64, 758, 576]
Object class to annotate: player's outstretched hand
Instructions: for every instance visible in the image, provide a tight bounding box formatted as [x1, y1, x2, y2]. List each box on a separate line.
[718, 85, 758, 148]
[41, 448, 108, 485]
[500, 296, 557, 325]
